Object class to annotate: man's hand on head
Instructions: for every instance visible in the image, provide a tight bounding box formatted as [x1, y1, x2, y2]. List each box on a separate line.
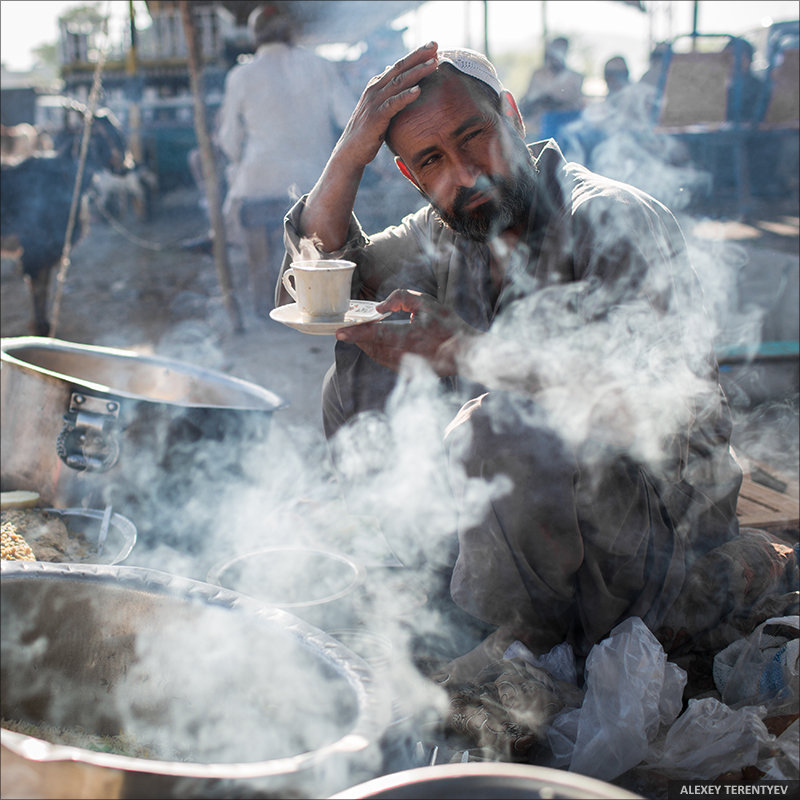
[333, 42, 439, 170]
[335, 289, 480, 376]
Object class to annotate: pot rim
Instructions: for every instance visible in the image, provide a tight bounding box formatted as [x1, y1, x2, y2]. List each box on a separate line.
[0, 336, 287, 412]
[328, 762, 646, 799]
[206, 545, 367, 609]
[1, 561, 387, 781]
[40, 507, 137, 565]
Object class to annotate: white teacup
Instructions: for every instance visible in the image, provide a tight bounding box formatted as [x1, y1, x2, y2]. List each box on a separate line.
[281, 259, 357, 323]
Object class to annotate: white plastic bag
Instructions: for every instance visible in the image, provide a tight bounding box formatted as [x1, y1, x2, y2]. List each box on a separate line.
[757, 718, 800, 780]
[643, 698, 775, 779]
[550, 617, 686, 781]
[713, 615, 799, 713]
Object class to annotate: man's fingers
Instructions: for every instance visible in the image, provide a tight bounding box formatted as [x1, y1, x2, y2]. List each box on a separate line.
[376, 289, 425, 314]
[378, 85, 422, 118]
[371, 42, 438, 93]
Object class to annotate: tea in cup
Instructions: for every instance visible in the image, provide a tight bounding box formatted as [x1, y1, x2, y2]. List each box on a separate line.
[281, 259, 356, 323]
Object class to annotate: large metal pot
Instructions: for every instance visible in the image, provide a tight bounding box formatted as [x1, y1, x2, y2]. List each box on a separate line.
[1, 561, 390, 799]
[0, 337, 285, 555]
[329, 763, 645, 799]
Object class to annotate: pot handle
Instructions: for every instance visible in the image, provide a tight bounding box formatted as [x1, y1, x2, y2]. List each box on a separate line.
[55, 393, 121, 473]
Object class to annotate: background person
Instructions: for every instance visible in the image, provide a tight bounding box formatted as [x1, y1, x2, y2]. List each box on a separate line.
[218, 3, 353, 316]
[519, 36, 585, 140]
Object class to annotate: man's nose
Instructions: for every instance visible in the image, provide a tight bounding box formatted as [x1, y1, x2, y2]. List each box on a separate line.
[450, 155, 481, 190]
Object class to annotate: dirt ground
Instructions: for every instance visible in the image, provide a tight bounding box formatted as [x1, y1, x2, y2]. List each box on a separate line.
[3, 183, 798, 476]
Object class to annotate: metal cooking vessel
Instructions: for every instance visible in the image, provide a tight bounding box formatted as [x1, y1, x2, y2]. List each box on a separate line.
[40, 507, 137, 565]
[1, 561, 390, 799]
[0, 337, 286, 553]
[207, 546, 367, 631]
[329, 763, 645, 799]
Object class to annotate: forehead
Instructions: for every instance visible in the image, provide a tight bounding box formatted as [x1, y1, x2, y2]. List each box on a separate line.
[388, 72, 498, 161]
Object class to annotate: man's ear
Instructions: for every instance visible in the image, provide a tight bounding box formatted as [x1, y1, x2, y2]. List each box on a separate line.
[395, 156, 421, 190]
[501, 90, 526, 138]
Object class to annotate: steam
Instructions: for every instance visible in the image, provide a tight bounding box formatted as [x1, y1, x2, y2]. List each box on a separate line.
[3, 64, 796, 799]
[289, 234, 327, 263]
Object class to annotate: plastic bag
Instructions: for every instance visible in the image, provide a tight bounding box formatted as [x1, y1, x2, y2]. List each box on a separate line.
[757, 718, 800, 780]
[503, 640, 578, 686]
[643, 698, 774, 779]
[546, 617, 686, 781]
[713, 615, 799, 714]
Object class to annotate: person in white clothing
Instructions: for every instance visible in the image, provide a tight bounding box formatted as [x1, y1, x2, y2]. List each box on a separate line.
[217, 4, 354, 315]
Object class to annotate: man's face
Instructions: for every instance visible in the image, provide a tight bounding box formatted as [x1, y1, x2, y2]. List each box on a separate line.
[389, 72, 536, 242]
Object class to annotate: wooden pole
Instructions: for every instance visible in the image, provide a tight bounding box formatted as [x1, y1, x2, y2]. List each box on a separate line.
[127, 0, 142, 163]
[178, 0, 243, 333]
[483, 0, 489, 59]
[541, 0, 548, 46]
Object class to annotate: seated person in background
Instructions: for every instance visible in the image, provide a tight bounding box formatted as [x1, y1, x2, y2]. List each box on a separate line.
[276, 45, 797, 686]
[603, 55, 630, 94]
[519, 36, 585, 138]
[560, 54, 653, 165]
[640, 41, 670, 88]
[723, 38, 765, 122]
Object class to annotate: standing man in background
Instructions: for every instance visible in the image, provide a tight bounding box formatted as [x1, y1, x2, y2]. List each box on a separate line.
[218, 3, 353, 316]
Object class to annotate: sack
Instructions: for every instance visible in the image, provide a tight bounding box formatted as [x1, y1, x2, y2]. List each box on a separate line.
[544, 617, 780, 782]
[643, 697, 774, 780]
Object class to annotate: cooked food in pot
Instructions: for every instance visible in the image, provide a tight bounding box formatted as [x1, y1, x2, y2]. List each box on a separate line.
[1, 509, 92, 562]
[0, 525, 36, 561]
[2, 717, 157, 759]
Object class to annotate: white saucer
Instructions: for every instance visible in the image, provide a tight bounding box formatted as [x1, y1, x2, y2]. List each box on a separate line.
[269, 300, 390, 335]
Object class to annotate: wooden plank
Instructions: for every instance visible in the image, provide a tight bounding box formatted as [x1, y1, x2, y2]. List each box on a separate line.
[730, 448, 800, 530]
[737, 475, 800, 529]
[743, 481, 798, 513]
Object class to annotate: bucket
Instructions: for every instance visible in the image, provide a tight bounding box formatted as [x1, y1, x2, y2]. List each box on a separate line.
[0, 337, 286, 556]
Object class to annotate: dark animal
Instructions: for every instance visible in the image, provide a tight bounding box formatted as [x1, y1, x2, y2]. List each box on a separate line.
[0, 99, 131, 335]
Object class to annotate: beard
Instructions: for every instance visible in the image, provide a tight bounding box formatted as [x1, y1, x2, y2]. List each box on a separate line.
[431, 144, 538, 243]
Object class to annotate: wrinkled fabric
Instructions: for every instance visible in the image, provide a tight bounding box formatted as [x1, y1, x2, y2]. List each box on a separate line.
[444, 391, 688, 657]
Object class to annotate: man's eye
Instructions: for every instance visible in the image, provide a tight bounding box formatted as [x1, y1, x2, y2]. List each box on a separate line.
[462, 128, 485, 145]
[420, 154, 440, 168]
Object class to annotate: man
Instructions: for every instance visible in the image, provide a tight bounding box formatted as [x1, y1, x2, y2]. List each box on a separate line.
[276, 44, 796, 680]
[218, 3, 352, 315]
[519, 36, 585, 138]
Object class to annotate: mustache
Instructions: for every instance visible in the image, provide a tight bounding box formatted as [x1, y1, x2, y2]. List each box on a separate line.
[452, 175, 500, 214]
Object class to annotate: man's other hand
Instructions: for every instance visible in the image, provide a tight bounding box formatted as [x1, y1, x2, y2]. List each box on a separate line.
[336, 289, 479, 376]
